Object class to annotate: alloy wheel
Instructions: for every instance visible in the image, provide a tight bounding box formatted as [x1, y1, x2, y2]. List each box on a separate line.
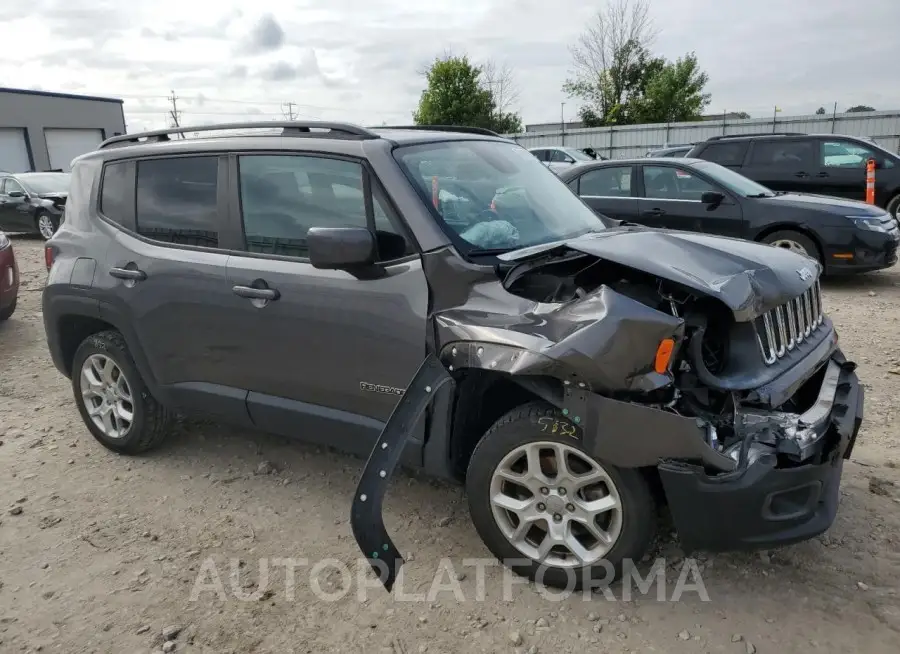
[79, 354, 134, 439]
[768, 238, 808, 256]
[38, 214, 56, 240]
[489, 441, 623, 568]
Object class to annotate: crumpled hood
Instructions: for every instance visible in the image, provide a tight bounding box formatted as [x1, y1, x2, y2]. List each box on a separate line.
[501, 227, 819, 321]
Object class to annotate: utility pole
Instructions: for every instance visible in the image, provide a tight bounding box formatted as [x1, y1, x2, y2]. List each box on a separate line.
[281, 102, 297, 120]
[831, 101, 838, 133]
[560, 102, 566, 146]
[168, 89, 184, 138]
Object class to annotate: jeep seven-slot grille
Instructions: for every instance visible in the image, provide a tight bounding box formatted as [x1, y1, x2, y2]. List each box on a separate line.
[755, 280, 825, 365]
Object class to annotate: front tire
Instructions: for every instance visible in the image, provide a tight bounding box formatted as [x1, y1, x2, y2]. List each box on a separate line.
[760, 229, 820, 263]
[36, 211, 59, 240]
[71, 330, 172, 454]
[465, 403, 656, 591]
[887, 194, 900, 225]
[0, 296, 16, 321]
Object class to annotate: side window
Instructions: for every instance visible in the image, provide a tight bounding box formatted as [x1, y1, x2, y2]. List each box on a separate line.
[566, 177, 579, 193]
[4, 179, 25, 195]
[237, 155, 411, 261]
[135, 157, 219, 247]
[820, 140, 887, 168]
[530, 150, 547, 162]
[100, 162, 131, 224]
[747, 140, 815, 168]
[698, 142, 748, 166]
[0, 178, 7, 194]
[549, 150, 572, 163]
[644, 166, 715, 200]
[579, 167, 632, 197]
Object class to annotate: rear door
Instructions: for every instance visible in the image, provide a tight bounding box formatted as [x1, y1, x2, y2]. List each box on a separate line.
[570, 164, 639, 222]
[637, 163, 745, 238]
[741, 138, 820, 194]
[95, 155, 251, 425]
[223, 152, 428, 452]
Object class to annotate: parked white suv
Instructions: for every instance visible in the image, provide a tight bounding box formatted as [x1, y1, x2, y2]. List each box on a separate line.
[528, 146, 596, 174]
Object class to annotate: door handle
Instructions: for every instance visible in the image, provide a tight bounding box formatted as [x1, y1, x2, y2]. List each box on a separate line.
[815, 172, 830, 178]
[794, 172, 810, 178]
[109, 267, 146, 281]
[642, 209, 665, 217]
[232, 285, 279, 301]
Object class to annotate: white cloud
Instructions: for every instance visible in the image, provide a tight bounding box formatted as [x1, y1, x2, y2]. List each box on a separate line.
[0, 0, 897, 133]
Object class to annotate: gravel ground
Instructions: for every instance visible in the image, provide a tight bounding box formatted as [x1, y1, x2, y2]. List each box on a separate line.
[1, 235, 900, 654]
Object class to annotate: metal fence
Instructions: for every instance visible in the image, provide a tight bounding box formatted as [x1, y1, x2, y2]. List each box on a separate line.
[505, 110, 900, 159]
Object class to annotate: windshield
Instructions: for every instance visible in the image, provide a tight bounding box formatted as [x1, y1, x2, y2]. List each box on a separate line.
[692, 161, 775, 197]
[20, 173, 70, 194]
[394, 140, 605, 254]
[565, 148, 594, 162]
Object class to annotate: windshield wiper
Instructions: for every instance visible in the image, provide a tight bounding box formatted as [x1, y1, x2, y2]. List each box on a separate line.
[467, 247, 515, 256]
[746, 192, 775, 198]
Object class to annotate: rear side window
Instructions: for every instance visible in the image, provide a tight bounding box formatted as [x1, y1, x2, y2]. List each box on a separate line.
[747, 140, 815, 168]
[100, 162, 131, 224]
[135, 157, 219, 248]
[579, 166, 632, 197]
[697, 142, 748, 166]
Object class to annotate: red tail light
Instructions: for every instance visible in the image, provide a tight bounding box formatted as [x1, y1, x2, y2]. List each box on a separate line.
[44, 245, 56, 271]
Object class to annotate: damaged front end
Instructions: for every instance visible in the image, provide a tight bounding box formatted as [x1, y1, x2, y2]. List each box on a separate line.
[351, 229, 864, 590]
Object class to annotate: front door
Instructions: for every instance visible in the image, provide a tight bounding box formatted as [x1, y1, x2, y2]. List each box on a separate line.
[572, 164, 640, 222]
[815, 138, 892, 203]
[638, 164, 745, 238]
[0, 178, 33, 231]
[224, 152, 428, 453]
[94, 155, 251, 425]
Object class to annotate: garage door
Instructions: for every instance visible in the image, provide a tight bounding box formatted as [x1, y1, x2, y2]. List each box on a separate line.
[44, 128, 104, 172]
[0, 128, 32, 173]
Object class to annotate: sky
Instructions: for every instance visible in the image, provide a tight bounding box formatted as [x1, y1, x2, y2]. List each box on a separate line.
[1, 0, 898, 133]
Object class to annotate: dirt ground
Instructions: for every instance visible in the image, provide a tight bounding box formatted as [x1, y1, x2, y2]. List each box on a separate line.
[1, 235, 900, 654]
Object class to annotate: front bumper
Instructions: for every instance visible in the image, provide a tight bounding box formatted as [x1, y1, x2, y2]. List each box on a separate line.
[823, 227, 899, 274]
[658, 355, 863, 553]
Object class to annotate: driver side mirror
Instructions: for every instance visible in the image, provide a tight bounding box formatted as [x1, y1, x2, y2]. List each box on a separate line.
[7, 190, 25, 198]
[701, 191, 725, 205]
[308, 227, 382, 277]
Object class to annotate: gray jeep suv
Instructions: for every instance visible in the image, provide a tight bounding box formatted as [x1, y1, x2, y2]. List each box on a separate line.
[42, 121, 864, 593]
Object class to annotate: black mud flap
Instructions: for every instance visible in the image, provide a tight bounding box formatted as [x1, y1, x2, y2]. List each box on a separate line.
[350, 354, 454, 592]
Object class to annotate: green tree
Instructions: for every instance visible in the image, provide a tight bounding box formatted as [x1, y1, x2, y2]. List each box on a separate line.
[413, 55, 523, 133]
[846, 105, 875, 112]
[628, 52, 711, 123]
[815, 107, 826, 115]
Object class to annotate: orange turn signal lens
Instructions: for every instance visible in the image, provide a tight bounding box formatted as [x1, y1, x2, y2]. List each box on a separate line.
[654, 338, 675, 374]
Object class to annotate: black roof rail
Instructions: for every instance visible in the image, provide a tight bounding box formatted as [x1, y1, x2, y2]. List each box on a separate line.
[374, 125, 504, 137]
[705, 131, 806, 142]
[98, 121, 380, 149]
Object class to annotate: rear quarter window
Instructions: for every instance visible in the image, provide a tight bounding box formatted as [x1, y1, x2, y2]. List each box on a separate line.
[99, 162, 132, 226]
[696, 142, 748, 166]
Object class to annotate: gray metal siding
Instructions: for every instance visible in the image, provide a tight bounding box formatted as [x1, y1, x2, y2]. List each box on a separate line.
[0, 89, 126, 172]
[508, 110, 900, 159]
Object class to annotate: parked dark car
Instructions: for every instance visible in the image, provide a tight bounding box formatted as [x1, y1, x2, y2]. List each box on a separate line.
[43, 122, 863, 593]
[557, 157, 899, 274]
[0, 231, 19, 321]
[686, 133, 900, 220]
[0, 172, 70, 239]
[645, 145, 692, 158]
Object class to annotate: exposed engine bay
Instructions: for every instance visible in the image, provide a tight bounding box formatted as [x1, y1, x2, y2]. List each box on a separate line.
[500, 247, 839, 474]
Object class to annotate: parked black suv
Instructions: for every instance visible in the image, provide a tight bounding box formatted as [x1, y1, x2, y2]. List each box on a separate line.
[687, 133, 900, 219]
[42, 122, 863, 593]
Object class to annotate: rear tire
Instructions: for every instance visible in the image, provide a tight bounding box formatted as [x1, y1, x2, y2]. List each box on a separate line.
[0, 296, 16, 321]
[465, 402, 656, 591]
[71, 330, 172, 454]
[760, 230, 820, 263]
